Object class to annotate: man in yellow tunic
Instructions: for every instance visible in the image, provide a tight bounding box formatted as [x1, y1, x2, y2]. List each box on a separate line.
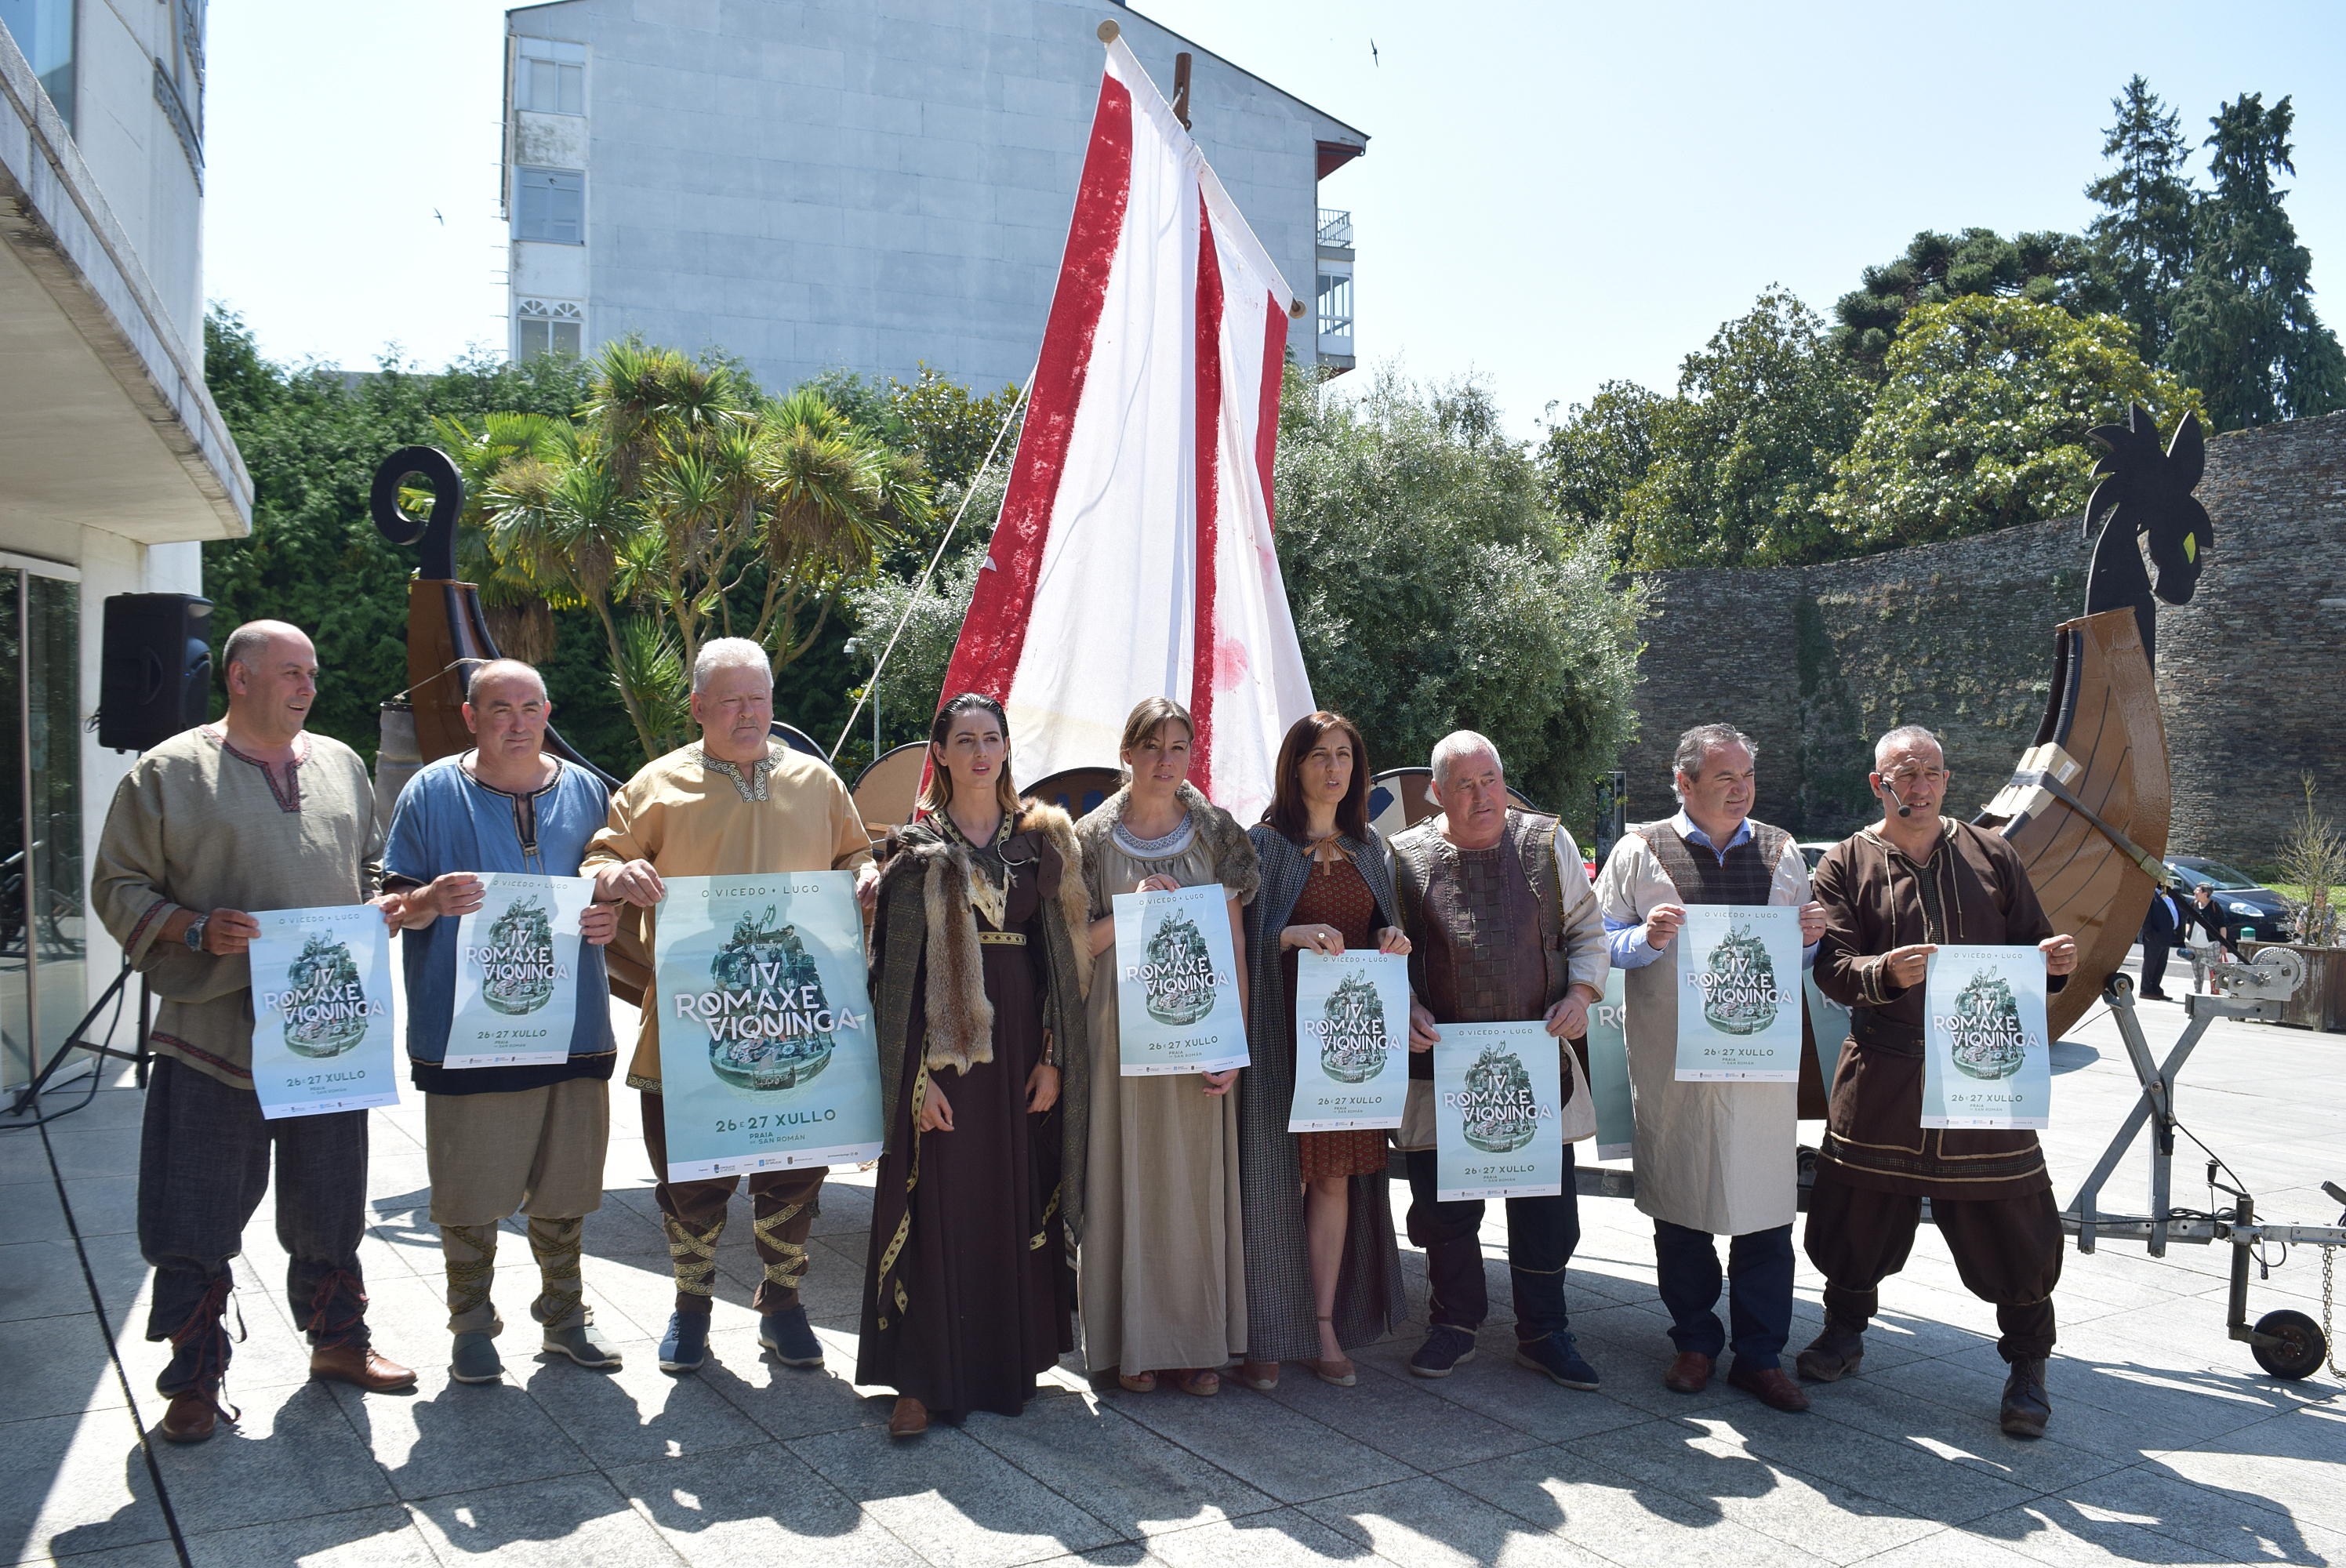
[583, 639, 875, 1375]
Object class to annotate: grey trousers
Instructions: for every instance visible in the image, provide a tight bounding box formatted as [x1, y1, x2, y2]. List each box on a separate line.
[138, 1056, 372, 1391]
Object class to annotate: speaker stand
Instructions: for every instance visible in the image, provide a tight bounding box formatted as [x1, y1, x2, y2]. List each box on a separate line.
[7, 957, 151, 1117]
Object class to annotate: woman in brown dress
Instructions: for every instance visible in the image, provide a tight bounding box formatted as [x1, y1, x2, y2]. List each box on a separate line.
[861, 694, 1091, 1437]
[1238, 712, 1411, 1389]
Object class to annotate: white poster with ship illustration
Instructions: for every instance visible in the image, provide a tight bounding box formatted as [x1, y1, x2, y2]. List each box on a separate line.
[1674, 903, 1804, 1082]
[652, 873, 884, 1181]
[249, 904, 399, 1120]
[1433, 1022, 1563, 1201]
[1111, 882, 1248, 1076]
[1922, 945, 2052, 1130]
[445, 874, 597, 1069]
[1288, 949, 1409, 1131]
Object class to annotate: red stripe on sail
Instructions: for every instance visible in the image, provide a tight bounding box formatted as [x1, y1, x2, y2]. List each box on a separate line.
[1189, 198, 1227, 802]
[1255, 292, 1285, 531]
[936, 71, 1135, 710]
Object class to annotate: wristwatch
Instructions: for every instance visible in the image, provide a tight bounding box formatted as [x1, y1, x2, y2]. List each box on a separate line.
[183, 915, 208, 953]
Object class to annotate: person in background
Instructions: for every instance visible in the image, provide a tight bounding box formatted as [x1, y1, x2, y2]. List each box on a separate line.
[1074, 697, 1260, 1398]
[382, 658, 623, 1386]
[1389, 731, 1608, 1391]
[859, 693, 1090, 1438]
[92, 620, 416, 1444]
[1593, 724, 1825, 1413]
[2137, 881, 2185, 1001]
[581, 637, 877, 1377]
[2184, 881, 2237, 993]
[1236, 712, 1410, 1392]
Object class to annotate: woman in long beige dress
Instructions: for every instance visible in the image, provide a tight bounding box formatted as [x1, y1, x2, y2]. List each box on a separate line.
[1074, 698, 1260, 1396]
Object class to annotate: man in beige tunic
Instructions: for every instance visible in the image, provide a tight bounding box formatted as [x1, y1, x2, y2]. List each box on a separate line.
[1593, 724, 1825, 1412]
[583, 638, 874, 1377]
[92, 621, 416, 1445]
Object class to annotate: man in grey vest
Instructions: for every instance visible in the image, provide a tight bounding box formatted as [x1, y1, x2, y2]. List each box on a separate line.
[1594, 724, 1825, 1413]
[1392, 732, 1609, 1388]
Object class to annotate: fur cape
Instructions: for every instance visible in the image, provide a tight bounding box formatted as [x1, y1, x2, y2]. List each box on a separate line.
[867, 798, 1092, 1243]
[1073, 780, 1261, 918]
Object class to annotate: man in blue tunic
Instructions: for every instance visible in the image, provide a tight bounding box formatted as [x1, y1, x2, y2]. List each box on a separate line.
[384, 659, 623, 1384]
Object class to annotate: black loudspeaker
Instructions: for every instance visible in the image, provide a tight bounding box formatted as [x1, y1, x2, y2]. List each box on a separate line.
[99, 593, 214, 752]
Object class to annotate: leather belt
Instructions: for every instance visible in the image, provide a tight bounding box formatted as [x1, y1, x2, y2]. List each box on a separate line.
[977, 931, 1027, 946]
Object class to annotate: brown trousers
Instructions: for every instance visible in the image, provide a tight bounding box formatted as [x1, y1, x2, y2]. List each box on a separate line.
[1805, 1170, 2063, 1362]
[639, 1091, 825, 1315]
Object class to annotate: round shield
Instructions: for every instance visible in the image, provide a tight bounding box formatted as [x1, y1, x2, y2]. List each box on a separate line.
[852, 742, 929, 835]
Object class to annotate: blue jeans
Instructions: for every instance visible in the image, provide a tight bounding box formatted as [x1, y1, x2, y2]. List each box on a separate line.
[1653, 1218, 1794, 1371]
[1404, 1142, 1580, 1341]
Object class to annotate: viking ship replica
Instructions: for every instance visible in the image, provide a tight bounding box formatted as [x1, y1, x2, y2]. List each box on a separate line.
[1977, 406, 2210, 1035]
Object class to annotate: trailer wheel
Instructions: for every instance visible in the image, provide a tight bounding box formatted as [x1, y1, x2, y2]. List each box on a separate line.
[2250, 1310, 2327, 1380]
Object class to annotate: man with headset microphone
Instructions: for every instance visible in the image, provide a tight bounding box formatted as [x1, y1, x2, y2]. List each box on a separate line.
[1796, 725, 2079, 1439]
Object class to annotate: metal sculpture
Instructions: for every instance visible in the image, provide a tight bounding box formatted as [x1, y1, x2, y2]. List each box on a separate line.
[2080, 405, 2212, 670]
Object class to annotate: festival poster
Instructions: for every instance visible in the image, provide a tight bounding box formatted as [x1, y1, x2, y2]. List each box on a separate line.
[1111, 882, 1248, 1076]
[1674, 904, 1804, 1082]
[652, 873, 884, 1181]
[1583, 968, 1635, 1160]
[1288, 949, 1409, 1132]
[1433, 1021, 1563, 1201]
[249, 904, 400, 1120]
[444, 874, 597, 1069]
[1922, 945, 2052, 1131]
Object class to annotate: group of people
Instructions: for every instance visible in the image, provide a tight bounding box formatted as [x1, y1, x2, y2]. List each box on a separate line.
[93, 616, 2080, 1451]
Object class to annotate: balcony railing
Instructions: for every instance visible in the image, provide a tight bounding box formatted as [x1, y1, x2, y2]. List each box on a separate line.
[1317, 208, 1353, 249]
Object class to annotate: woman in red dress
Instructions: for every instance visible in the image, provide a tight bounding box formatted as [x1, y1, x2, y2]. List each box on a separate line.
[1237, 713, 1411, 1388]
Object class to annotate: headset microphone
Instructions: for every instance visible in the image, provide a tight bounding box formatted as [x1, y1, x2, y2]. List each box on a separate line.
[1879, 780, 1913, 818]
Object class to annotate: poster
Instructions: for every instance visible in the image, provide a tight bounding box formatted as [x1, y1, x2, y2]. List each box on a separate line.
[1675, 904, 1804, 1082]
[445, 874, 598, 1069]
[249, 904, 400, 1120]
[1582, 968, 1635, 1160]
[1922, 945, 2052, 1130]
[1288, 949, 1410, 1132]
[1111, 882, 1248, 1076]
[652, 873, 884, 1181]
[1804, 971, 1850, 1099]
[1433, 1021, 1563, 1201]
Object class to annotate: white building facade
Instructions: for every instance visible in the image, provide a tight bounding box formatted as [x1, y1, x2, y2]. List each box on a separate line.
[1, 0, 249, 1085]
[500, 0, 1366, 390]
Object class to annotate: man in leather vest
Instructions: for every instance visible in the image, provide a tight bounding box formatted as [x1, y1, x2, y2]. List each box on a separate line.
[1594, 725, 1826, 1413]
[1391, 733, 1609, 1389]
[1803, 725, 2078, 1439]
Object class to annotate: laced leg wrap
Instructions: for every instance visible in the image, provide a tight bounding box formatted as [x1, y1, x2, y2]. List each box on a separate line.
[440, 1222, 500, 1332]
[528, 1217, 586, 1329]
[165, 1273, 246, 1421]
[663, 1213, 724, 1299]
[304, 1269, 370, 1348]
[753, 1203, 809, 1291]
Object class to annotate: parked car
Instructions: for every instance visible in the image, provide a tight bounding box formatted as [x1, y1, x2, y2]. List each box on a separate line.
[1798, 841, 1837, 873]
[2164, 855, 2294, 943]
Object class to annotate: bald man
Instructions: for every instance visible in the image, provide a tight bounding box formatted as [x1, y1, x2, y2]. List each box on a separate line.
[93, 620, 416, 1445]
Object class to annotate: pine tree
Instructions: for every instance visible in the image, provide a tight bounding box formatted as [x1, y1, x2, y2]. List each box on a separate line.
[1831, 228, 2111, 376]
[2085, 76, 2197, 360]
[2166, 93, 2346, 429]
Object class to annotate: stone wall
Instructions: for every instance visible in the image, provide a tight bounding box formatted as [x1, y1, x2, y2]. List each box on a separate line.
[1622, 409, 2346, 861]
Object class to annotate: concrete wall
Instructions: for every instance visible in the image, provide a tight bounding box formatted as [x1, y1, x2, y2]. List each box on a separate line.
[1622, 412, 2346, 863]
[507, 0, 1363, 392]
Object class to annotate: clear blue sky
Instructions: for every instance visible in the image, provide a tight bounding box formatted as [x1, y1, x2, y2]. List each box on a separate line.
[204, 1, 2345, 437]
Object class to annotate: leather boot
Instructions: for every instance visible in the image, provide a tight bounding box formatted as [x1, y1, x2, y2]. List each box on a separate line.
[1795, 1320, 1866, 1382]
[157, 1383, 225, 1443]
[1999, 1356, 2050, 1438]
[888, 1396, 930, 1438]
[310, 1343, 418, 1392]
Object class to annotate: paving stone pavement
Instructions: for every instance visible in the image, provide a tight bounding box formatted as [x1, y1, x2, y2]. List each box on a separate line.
[2, 978, 2341, 1567]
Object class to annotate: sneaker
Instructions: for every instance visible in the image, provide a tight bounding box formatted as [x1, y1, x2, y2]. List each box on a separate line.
[1515, 1333, 1600, 1391]
[657, 1311, 710, 1374]
[543, 1320, 623, 1370]
[1407, 1324, 1479, 1379]
[449, 1331, 504, 1385]
[758, 1305, 824, 1368]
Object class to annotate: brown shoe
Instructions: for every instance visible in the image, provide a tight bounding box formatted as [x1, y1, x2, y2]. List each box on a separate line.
[1236, 1359, 1280, 1392]
[156, 1385, 223, 1443]
[1663, 1351, 1713, 1394]
[1727, 1363, 1813, 1412]
[310, 1343, 418, 1393]
[888, 1396, 929, 1438]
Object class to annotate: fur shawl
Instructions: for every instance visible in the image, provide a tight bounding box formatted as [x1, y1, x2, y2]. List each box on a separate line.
[876, 800, 1088, 1076]
[1073, 780, 1261, 918]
